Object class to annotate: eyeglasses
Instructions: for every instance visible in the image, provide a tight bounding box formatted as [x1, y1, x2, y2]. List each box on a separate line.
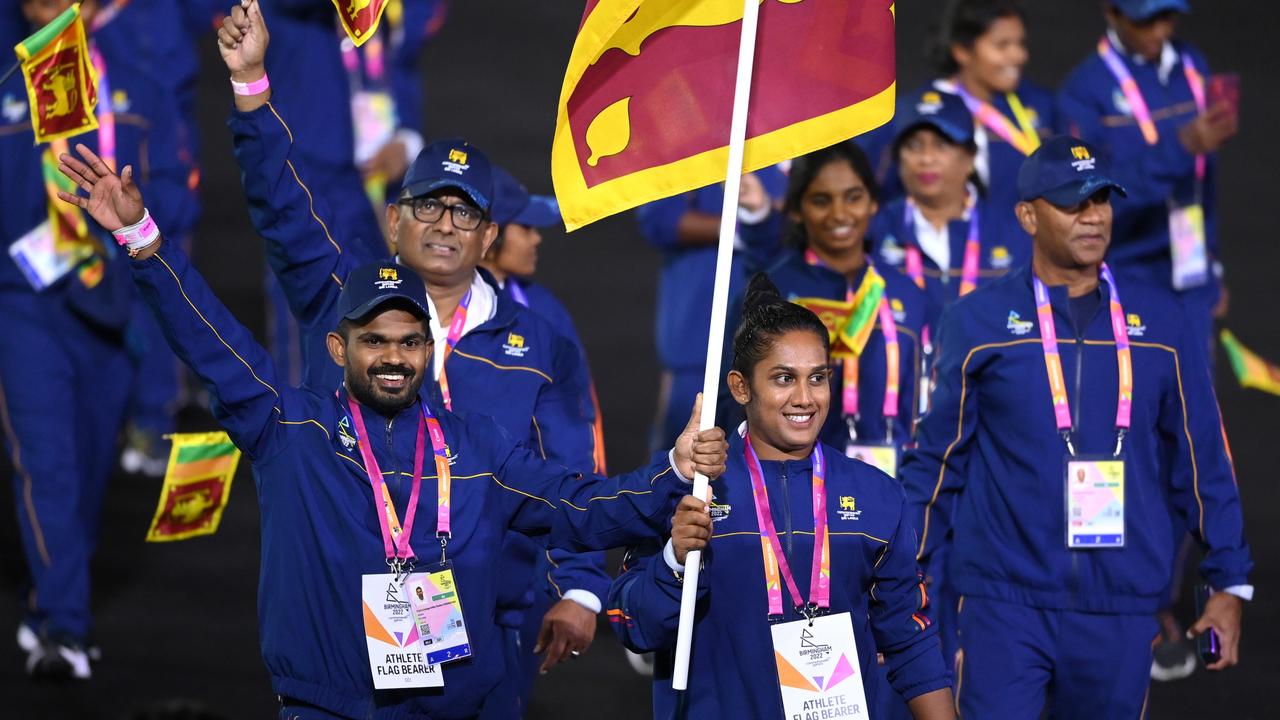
[398, 197, 486, 231]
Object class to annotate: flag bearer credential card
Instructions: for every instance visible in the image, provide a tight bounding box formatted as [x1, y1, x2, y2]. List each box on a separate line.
[771, 612, 869, 719]
[361, 574, 443, 689]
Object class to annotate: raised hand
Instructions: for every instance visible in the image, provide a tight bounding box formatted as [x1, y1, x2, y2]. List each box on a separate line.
[218, 0, 269, 82]
[57, 143, 144, 231]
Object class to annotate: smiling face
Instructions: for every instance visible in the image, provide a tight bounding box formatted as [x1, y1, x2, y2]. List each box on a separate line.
[1016, 190, 1114, 272]
[952, 14, 1028, 95]
[898, 127, 975, 206]
[327, 304, 433, 416]
[728, 329, 831, 460]
[792, 158, 878, 263]
[387, 189, 499, 288]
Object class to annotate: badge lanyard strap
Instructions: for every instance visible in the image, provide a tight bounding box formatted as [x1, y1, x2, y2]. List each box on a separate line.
[1031, 263, 1133, 457]
[437, 288, 472, 412]
[744, 434, 829, 619]
[1096, 37, 1207, 200]
[341, 32, 387, 87]
[348, 398, 427, 575]
[86, 46, 115, 173]
[951, 82, 1041, 156]
[903, 196, 982, 296]
[508, 280, 530, 308]
[803, 251, 901, 443]
[421, 398, 453, 560]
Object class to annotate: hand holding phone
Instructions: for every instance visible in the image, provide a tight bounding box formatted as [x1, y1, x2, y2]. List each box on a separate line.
[1207, 73, 1240, 117]
[1188, 583, 1244, 669]
[1193, 584, 1220, 666]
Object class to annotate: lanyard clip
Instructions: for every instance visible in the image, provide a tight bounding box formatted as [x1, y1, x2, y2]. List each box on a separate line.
[845, 416, 859, 444]
[438, 533, 450, 564]
[1113, 428, 1127, 458]
[1062, 430, 1077, 458]
[885, 425, 894, 446]
[798, 603, 820, 625]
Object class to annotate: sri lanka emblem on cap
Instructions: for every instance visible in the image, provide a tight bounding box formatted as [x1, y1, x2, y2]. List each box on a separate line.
[443, 148, 470, 175]
[375, 267, 402, 289]
[917, 91, 943, 114]
[1070, 146, 1096, 172]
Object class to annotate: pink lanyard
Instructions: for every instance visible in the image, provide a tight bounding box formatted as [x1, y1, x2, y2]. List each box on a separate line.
[1031, 263, 1133, 456]
[347, 398, 428, 572]
[803, 251, 900, 440]
[951, 83, 1041, 156]
[744, 433, 829, 618]
[87, 45, 115, 171]
[1096, 36, 1207, 186]
[903, 197, 982, 296]
[437, 288, 472, 411]
[508, 280, 530, 308]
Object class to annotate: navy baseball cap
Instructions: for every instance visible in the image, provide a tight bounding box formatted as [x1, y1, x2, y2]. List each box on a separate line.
[336, 261, 432, 323]
[893, 88, 974, 148]
[490, 167, 562, 228]
[402, 138, 494, 212]
[1110, 0, 1189, 21]
[1017, 136, 1128, 207]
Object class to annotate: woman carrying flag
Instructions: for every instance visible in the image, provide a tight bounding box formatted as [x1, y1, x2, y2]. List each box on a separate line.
[607, 275, 953, 719]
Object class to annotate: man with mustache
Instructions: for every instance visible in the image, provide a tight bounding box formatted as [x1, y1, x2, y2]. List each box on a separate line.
[55, 141, 728, 719]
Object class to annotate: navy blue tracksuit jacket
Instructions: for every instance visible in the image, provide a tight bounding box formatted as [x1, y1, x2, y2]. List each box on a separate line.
[130, 240, 687, 719]
[609, 434, 951, 719]
[228, 102, 610, 632]
[902, 264, 1250, 614]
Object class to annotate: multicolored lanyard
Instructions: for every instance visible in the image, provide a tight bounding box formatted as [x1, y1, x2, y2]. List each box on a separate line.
[803, 251, 901, 442]
[508, 280, 530, 308]
[903, 196, 982, 296]
[744, 432, 829, 619]
[1096, 37, 1207, 186]
[437, 288, 472, 411]
[951, 83, 1041, 156]
[1031, 263, 1133, 457]
[87, 46, 115, 171]
[347, 397, 428, 574]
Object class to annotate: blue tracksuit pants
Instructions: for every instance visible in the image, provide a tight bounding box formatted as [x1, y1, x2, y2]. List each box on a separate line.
[955, 596, 1158, 719]
[0, 288, 133, 642]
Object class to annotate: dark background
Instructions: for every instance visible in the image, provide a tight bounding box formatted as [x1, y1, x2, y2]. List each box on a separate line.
[3, 1, 1278, 717]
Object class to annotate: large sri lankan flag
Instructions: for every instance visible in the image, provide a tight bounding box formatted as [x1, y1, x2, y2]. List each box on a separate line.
[14, 4, 98, 144]
[552, 0, 896, 231]
[145, 432, 243, 542]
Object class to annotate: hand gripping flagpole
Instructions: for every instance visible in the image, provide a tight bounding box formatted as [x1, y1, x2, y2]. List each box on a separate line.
[671, 0, 761, 692]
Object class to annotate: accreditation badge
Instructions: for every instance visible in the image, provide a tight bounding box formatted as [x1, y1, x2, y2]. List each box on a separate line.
[770, 612, 869, 719]
[405, 561, 472, 666]
[1064, 456, 1125, 548]
[845, 443, 898, 477]
[361, 573, 443, 689]
[1168, 203, 1208, 290]
[351, 90, 398, 166]
[8, 220, 91, 291]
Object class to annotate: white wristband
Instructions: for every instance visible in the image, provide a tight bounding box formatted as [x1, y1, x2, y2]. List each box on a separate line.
[112, 209, 160, 257]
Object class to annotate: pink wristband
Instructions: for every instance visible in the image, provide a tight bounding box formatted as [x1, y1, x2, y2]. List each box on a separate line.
[112, 209, 160, 256]
[231, 73, 270, 96]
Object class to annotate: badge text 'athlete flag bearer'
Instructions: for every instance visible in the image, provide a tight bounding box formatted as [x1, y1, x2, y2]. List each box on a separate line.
[13, 3, 99, 144]
[551, 0, 897, 231]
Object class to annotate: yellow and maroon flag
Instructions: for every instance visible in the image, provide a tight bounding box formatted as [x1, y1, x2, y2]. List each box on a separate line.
[332, 0, 391, 47]
[552, 0, 896, 231]
[14, 4, 98, 144]
[1220, 329, 1280, 397]
[145, 432, 243, 542]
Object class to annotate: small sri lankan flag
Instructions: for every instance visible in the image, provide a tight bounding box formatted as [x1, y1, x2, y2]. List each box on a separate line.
[145, 432, 243, 542]
[14, 4, 99, 145]
[332, 0, 391, 47]
[1220, 329, 1280, 397]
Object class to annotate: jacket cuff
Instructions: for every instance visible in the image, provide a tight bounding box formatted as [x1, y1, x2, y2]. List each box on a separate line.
[563, 589, 603, 614]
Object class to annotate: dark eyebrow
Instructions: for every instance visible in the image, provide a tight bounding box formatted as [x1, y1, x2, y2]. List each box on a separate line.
[767, 364, 832, 374]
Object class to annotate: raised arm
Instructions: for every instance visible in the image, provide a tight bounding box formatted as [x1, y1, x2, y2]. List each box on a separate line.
[57, 145, 288, 460]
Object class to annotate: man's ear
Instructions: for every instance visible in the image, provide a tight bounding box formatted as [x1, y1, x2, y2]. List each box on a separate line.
[327, 331, 348, 368]
[386, 202, 402, 255]
[479, 219, 500, 257]
[727, 369, 752, 406]
[1015, 201, 1038, 237]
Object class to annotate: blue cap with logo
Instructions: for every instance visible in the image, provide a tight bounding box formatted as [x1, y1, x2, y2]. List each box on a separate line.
[1017, 136, 1128, 207]
[490, 167, 562, 228]
[893, 87, 975, 148]
[336, 260, 432, 323]
[403, 138, 494, 212]
[1109, 0, 1189, 21]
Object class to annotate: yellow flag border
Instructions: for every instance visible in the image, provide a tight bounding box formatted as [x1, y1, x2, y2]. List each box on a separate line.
[331, 0, 393, 48]
[551, 2, 896, 232]
[144, 432, 243, 543]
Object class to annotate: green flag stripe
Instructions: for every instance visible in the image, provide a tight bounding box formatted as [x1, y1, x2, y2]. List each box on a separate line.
[176, 441, 238, 465]
[16, 5, 78, 60]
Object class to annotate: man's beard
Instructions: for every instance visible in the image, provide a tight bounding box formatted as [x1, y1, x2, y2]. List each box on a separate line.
[346, 363, 424, 416]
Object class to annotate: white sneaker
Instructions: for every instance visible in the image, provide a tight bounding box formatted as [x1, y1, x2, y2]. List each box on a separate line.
[623, 649, 654, 677]
[26, 638, 92, 680]
[16, 623, 37, 653]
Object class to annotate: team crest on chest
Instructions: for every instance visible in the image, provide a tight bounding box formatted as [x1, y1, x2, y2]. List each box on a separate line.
[1007, 310, 1034, 336]
[503, 332, 530, 358]
[837, 496, 862, 521]
[709, 492, 731, 522]
[338, 415, 358, 451]
[1126, 313, 1146, 337]
[880, 236, 906, 265]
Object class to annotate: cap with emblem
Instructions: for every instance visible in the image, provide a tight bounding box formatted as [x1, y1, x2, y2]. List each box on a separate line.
[490, 167, 562, 228]
[402, 138, 494, 212]
[336, 261, 432, 323]
[1109, 0, 1189, 22]
[892, 87, 975, 149]
[1017, 136, 1128, 208]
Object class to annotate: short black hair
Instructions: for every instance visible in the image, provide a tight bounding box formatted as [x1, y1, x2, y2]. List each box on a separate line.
[782, 140, 879, 248]
[731, 273, 830, 378]
[929, 0, 1027, 76]
[336, 298, 430, 340]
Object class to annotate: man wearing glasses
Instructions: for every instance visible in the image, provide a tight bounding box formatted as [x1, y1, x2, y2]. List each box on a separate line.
[218, 3, 609, 714]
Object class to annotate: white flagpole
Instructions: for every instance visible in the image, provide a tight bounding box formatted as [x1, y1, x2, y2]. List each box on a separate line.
[671, 0, 761, 692]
